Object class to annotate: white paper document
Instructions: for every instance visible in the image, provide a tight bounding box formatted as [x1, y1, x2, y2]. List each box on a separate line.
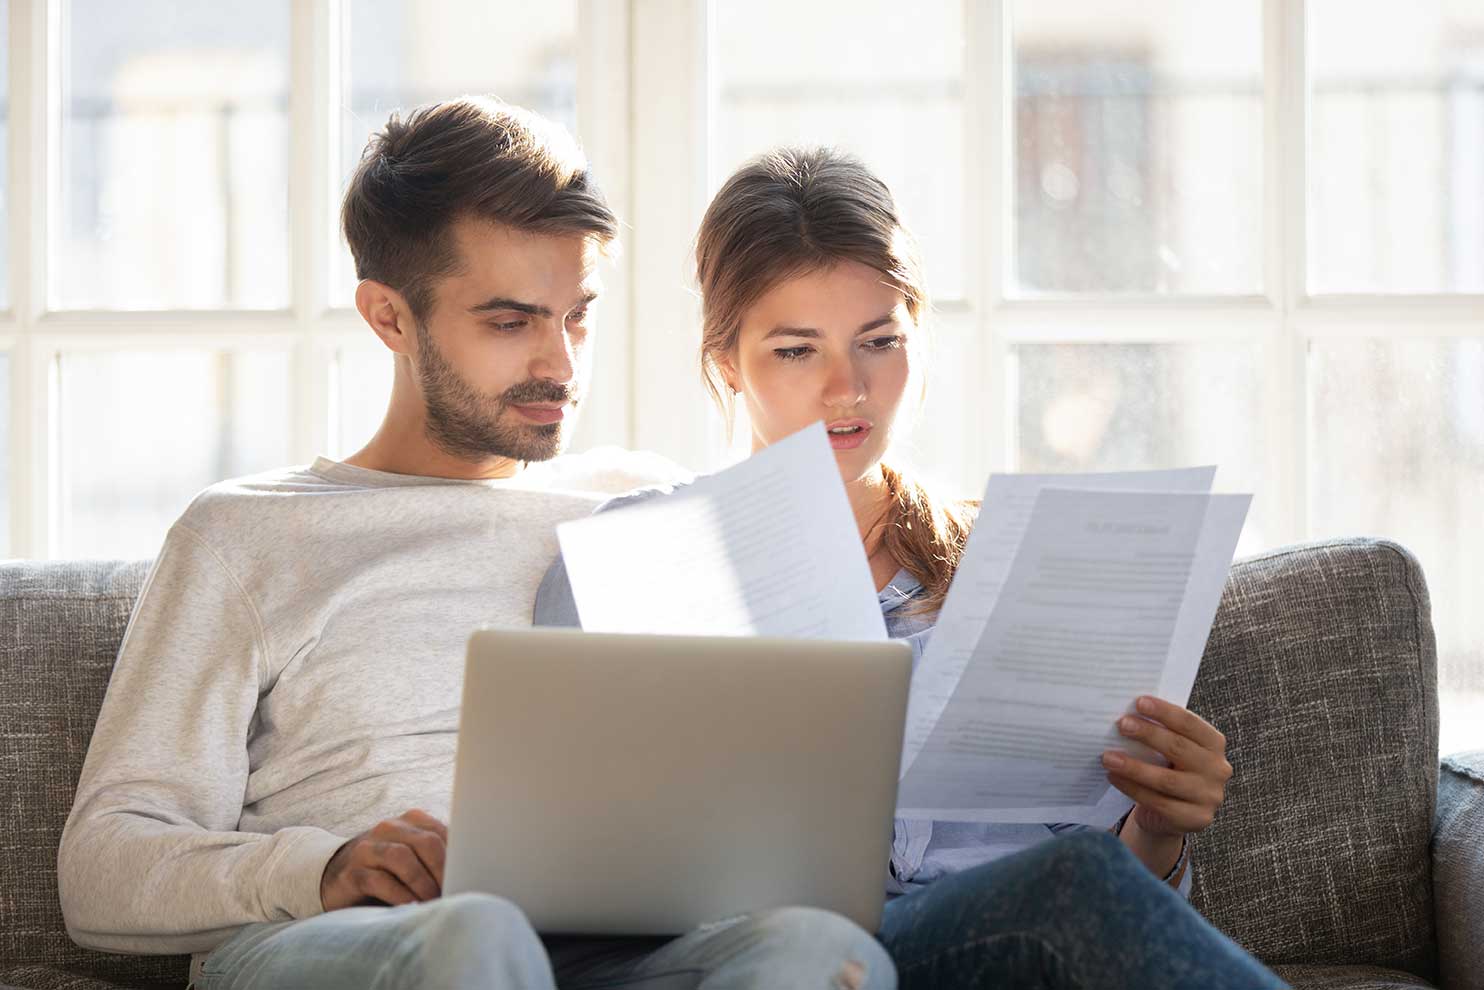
[896, 487, 1250, 823]
[556, 423, 887, 641]
[899, 467, 1217, 776]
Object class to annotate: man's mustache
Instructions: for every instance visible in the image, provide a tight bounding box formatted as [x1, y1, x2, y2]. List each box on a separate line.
[500, 379, 581, 407]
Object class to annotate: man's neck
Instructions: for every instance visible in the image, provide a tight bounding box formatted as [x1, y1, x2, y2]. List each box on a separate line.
[344, 421, 524, 482]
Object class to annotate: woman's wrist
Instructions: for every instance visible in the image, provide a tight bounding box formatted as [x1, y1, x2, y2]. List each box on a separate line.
[1115, 812, 1186, 881]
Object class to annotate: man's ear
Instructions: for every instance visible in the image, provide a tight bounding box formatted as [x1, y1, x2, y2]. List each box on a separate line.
[355, 280, 417, 356]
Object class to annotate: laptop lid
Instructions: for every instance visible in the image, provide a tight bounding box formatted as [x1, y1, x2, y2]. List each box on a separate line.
[444, 627, 911, 935]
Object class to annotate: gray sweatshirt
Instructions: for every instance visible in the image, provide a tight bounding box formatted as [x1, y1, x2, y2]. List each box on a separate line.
[57, 450, 688, 961]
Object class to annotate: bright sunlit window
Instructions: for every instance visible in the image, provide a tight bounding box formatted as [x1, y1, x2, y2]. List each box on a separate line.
[0, 0, 1479, 753]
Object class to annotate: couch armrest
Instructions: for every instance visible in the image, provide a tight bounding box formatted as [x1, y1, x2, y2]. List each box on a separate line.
[1435, 750, 1484, 990]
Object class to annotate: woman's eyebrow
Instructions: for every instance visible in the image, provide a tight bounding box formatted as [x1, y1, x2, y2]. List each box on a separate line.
[762, 326, 822, 340]
[856, 313, 899, 334]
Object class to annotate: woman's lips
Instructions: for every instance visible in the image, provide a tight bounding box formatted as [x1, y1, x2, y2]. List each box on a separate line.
[512, 404, 566, 425]
[825, 419, 873, 451]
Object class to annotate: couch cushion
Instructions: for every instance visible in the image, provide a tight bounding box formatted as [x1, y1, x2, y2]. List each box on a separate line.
[1189, 539, 1438, 980]
[0, 561, 189, 988]
[1271, 963, 1438, 990]
[1433, 749, 1484, 990]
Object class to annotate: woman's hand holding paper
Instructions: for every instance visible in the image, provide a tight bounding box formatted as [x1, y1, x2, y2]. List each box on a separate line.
[1101, 695, 1233, 838]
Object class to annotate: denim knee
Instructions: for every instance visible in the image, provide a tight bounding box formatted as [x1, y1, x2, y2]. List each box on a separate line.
[741, 906, 896, 990]
[398, 893, 553, 990]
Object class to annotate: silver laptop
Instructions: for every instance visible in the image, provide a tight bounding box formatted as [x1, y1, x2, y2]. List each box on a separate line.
[443, 627, 912, 935]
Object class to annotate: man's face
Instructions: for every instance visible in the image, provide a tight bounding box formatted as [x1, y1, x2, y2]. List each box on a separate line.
[412, 219, 603, 463]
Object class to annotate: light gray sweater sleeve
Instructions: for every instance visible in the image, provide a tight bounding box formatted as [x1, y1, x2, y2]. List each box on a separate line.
[57, 522, 347, 955]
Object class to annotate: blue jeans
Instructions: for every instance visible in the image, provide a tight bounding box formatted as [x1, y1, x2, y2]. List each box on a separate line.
[879, 831, 1289, 989]
[195, 896, 893, 990]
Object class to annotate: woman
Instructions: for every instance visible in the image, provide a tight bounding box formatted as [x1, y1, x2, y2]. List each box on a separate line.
[536, 147, 1286, 990]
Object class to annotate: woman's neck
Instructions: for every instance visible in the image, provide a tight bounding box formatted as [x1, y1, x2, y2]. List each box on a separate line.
[848, 467, 900, 590]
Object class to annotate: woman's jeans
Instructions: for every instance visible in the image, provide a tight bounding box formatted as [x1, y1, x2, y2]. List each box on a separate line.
[197, 831, 1286, 990]
[879, 831, 1288, 989]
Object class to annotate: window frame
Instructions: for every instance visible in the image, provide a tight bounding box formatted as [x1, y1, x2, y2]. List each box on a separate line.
[1, 0, 1480, 561]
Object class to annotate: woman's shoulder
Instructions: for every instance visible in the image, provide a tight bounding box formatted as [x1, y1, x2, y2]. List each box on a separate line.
[594, 480, 692, 514]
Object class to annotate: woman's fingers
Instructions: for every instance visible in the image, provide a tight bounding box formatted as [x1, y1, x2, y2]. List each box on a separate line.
[1101, 751, 1217, 805]
[1131, 696, 1226, 753]
[1117, 714, 1233, 781]
[1105, 772, 1217, 833]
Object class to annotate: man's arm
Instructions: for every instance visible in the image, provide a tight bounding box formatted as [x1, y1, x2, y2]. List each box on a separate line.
[57, 523, 346, 956]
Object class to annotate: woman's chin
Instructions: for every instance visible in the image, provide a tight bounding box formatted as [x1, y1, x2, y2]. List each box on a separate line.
[830, 445, 886, 485]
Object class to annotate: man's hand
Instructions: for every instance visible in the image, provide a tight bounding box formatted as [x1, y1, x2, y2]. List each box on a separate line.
[1101, 695, 1233, 838]
[320, 809, 448, 912]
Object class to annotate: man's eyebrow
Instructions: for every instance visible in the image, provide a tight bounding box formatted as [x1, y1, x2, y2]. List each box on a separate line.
[469, 297, 552, 318]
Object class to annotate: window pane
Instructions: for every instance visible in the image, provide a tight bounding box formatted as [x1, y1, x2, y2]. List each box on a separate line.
[711, 0, 966, 300]
[1310, 0, 1484, 293]
[1309, 338, 1484, 755]
[57, 350, 291, 558]
[57, 2, 291, 310]
[332, 346, 394, 459]
[1013, 342, 1272, 554]
[334, 0, 578, 307]
[1012, 1, 1263, 295]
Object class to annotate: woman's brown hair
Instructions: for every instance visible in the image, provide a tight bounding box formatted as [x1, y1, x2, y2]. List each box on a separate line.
[695, 146, 977, 613]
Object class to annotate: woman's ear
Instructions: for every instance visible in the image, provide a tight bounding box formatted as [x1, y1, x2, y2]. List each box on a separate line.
[716, 353, 742, 394]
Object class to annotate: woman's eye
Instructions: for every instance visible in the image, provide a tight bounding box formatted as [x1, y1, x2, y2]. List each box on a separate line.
[773, 346, 814, 361]
[864, 335, 905, 352]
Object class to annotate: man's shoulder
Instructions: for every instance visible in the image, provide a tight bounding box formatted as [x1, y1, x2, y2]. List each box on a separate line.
[175, 463, 335, 529]
[528, 446, 695, 496]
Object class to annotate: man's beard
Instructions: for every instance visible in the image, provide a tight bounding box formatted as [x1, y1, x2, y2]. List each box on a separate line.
[415, 322, 580, 463]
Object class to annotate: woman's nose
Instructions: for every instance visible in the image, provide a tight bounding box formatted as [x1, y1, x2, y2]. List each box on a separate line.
[821, 357, 867, 409]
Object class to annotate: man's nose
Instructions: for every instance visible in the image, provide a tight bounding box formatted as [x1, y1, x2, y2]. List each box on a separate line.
[531, 321, 576, 385]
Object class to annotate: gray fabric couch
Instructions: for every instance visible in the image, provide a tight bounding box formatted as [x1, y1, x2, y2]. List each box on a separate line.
[1, 539, 1481, 990]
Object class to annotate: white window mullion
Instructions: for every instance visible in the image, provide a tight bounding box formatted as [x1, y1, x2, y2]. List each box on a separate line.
[290, 0, 339, 464]
[1270, 0, 1309, 548]
[628, 0, 717, 471]
[574, 0, 634, 451]
[9, 0, 59, 557]
[966, 0, 1009, 483]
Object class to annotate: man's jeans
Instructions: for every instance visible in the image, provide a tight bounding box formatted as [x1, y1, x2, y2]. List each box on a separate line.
[880, 831, 1288, 989]
[195, 899, 891, 990]
[198, 832, 1285, 990]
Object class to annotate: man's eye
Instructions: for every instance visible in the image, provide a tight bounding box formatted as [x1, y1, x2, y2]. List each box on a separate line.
[774, 346, 813, 361]
[567, 309, 588, 322]
[490, 319, 526, 332]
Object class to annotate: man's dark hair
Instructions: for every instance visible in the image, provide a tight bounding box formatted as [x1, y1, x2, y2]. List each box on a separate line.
[342, 97, 618, 320]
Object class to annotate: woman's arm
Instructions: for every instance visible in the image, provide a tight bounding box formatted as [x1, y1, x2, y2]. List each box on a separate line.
[1101, 696, 1231, 887]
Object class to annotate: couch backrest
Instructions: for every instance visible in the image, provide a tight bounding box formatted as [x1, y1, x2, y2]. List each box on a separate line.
[0, 560, 189, 988]
[1188, 539, 1438, 981]
[0, 541, 1442, 986]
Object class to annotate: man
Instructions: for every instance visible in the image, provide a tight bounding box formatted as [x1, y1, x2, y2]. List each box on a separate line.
[58, 98, 892, 990]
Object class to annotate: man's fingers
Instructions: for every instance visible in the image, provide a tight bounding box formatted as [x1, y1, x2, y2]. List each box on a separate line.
[383, 820, 447, 888]
[369, 841, 440, 902]
[1132, 696, 1226, 753]
[403, 809, 449, 842]
[1104, 774, 1215, 832]
[352, 866, 419, 907]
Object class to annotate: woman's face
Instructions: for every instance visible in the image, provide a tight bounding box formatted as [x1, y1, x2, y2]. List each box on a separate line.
[721, 260, 915, 483]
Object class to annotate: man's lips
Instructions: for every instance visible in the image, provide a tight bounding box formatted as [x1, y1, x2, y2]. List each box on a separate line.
[511, 404, 566, 425]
